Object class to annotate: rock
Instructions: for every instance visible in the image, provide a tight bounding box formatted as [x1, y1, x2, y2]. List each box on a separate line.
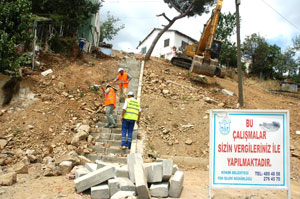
[218, 102, 225, 107]
[41, 69, 53, 76]
[0, 172, 17, 186]
[59, 161, 73, 175]
[0, 139, 8, 149]
[28, 125, 35, 130]
[11, 161, 28, 174]
[41, 94, 52, 101]
[55, 153, 80, 166]
[162, 90, 169, 94]
[78, 124, 90, 134]
[204, 97, 218, 104]
[185, 139, 193, 145]
[71, 136, 80, 146]
[57, 82, 65, 90]
[43, 164, 62, 176]
[27, 154, 37, 163]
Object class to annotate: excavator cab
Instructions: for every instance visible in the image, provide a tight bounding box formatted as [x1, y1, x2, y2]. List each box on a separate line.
[211, 40, 222, 59]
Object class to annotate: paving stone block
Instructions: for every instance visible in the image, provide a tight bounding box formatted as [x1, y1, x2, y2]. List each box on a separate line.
[116, 166, 129, 178]
[169, 171, 184, 198]
[156, 158, 173, 181]
[108, 178, 120, 197]
[144, 162, 163, 183]
[95, 160, 117, 171]
[127, 153, 143, 183]
[134, 164, 150, 199]
[111, 191, 136, 199]
[118, 177, 136, 192]
[150, 182, 169, 198]
[74, 166, 115, 193]
[85, 163, 98, 172]
[91, 184, 109, 199]
[75, 167, 90, 179]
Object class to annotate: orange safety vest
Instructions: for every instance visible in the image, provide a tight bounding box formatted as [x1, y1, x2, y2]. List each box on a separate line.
[118, 72, 129, 88]
[104, 87, 116, 109]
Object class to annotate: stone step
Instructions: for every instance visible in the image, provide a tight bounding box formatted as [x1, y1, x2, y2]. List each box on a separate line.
[91, 133, 122, 141]
[92, 145, 130, 154]
[96, 140, 122, 147]
[96, 123, 122, 129]
[86, 154, 127, 164]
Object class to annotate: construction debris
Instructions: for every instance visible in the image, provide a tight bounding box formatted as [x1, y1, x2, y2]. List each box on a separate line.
[72, 153, 184, 198]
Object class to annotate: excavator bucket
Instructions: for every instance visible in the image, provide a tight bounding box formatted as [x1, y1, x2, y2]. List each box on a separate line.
[190, 55, 224, 78]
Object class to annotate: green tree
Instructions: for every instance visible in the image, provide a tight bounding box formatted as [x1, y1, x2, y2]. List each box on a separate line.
[215, 12, 236, 41]
[274, 49, 297, 79]
[215, 12, 237, 68]
[0, 0, 32, 75]
[145, 0, 215, 61]
[32, 0, 102, 36]
[242, 33, 271, 78]
[242, 33, 298, 79]
[99, 11, 125, 43]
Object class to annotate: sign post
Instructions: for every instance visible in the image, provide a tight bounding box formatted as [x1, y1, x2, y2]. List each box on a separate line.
[209, 110, 290, 198]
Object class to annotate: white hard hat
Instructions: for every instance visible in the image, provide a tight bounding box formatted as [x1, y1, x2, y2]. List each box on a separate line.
[118, 68, 124, 72]
[127, 91, 134, 96]
[106, 84, 111, 87]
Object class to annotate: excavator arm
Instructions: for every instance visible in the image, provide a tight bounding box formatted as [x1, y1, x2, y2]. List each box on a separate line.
[171, 0, 225, 77]
[196, 0, 223, 58]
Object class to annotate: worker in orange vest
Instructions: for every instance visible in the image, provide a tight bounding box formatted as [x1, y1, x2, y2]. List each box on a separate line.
[101, 84, 117, 128]
[112, 68, 132, 102]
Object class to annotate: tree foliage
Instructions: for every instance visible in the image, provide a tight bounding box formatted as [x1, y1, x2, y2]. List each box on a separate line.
[32, 0, 103, 36]
[164, 0, 214, 17]
[215, 12, 237, 68]
[0, 0, 32, 75]
[99, 11, 125, 43]
[145, 0, 215, 60]
[242, 33, 298, 79]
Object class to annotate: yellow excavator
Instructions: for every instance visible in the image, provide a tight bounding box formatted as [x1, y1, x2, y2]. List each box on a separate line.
[171, 0, 224, 77]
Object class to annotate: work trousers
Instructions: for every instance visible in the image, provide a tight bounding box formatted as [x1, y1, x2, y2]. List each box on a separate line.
[121, 119, 135, 149]
[105, 104, 116, 126]
[119, 87, 127, 103]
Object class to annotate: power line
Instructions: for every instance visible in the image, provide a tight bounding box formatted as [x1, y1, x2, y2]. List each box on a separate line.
[260, 0, 300, 32]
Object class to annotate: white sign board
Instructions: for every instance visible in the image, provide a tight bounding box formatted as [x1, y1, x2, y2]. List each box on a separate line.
[209, 110, 290, 191]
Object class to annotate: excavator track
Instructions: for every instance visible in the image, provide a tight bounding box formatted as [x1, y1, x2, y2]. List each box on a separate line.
[170, 57, 193, 69]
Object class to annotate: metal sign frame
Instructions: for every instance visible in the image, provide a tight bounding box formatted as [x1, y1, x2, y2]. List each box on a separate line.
[209, 109, 290, 199]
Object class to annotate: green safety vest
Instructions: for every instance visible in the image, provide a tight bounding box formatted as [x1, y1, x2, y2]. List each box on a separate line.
[123, 98, 140, 121]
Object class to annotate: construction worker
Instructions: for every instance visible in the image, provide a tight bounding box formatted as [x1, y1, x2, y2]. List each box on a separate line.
[112, 68, 132, 102]
[101, 84, 117, 128]
[121, 91, 141, 150]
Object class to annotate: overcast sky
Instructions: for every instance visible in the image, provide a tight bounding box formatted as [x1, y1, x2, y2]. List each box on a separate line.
[100, 0, 300, 53]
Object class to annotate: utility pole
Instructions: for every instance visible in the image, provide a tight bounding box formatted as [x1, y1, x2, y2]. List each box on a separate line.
[235, 0, 244, 107]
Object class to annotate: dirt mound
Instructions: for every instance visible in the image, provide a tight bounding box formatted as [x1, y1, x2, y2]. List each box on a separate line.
[0, 53, 122, 169]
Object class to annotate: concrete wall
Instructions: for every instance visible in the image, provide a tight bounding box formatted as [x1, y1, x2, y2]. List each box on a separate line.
[137, 30, 196, 60]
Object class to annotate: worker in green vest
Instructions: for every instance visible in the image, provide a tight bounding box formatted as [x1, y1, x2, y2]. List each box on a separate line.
[121, 91, 141, 150]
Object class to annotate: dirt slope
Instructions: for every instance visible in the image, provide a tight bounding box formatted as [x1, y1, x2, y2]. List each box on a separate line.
[140, 57, 300, 181]
[1, 53, 300, 198]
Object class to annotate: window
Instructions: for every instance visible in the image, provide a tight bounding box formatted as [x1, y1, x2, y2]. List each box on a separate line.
[141, 47, 147, 54]
[181, 41, 188, 49]
[164, 39, 170, 47]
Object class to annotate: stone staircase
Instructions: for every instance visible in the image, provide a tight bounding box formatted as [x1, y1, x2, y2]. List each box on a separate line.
[86, 57, 141, 164]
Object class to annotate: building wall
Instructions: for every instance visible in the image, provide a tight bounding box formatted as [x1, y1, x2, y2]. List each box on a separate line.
[137, 30, 196, 60]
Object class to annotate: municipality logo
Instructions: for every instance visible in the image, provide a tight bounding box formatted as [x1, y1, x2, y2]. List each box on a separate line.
[219, 120, 231, 135]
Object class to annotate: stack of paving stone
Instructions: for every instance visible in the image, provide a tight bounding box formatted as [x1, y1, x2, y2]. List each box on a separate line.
[74, 153, 184, 199]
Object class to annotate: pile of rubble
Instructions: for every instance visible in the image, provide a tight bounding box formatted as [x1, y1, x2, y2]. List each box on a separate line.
[73, 153, 184, 198]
